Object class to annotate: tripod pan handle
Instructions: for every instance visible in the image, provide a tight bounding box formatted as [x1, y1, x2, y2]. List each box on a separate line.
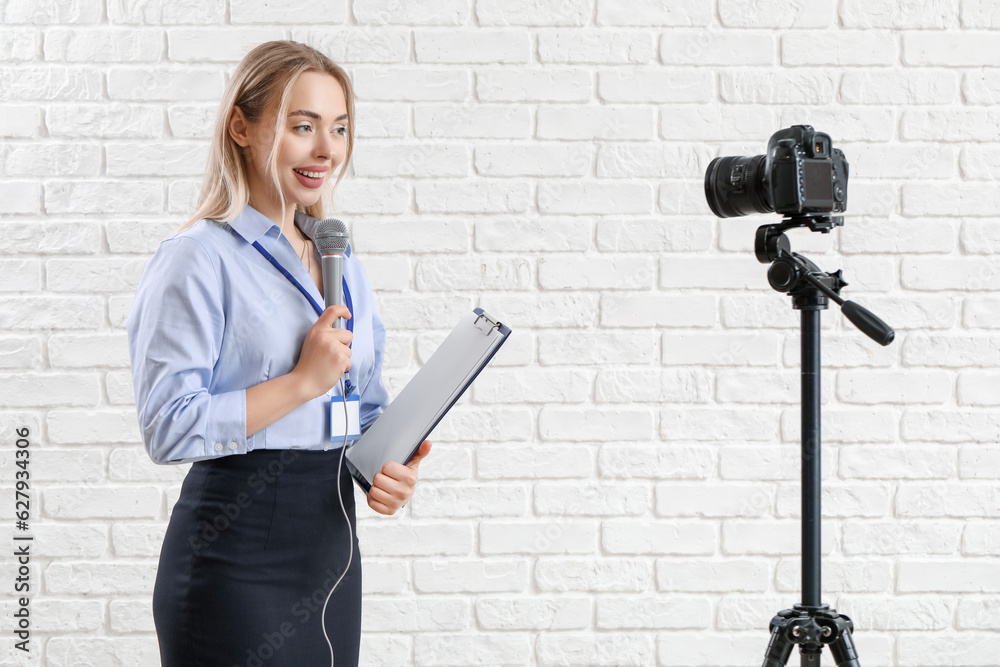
[842, 300, 894, 346]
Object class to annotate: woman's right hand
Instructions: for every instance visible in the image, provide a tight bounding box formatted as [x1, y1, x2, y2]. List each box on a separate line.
[291, 305, 353, 400]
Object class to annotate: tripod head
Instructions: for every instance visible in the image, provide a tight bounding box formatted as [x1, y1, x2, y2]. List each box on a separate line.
[756, 215, 895, 346]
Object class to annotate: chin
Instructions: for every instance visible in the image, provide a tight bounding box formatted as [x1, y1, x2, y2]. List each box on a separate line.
[300, 196, 323, 211]
[288, 190, 324, 211]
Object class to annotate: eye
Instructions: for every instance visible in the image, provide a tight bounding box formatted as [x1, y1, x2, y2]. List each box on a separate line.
[294, 124, 312, 133]
[333, 126, 347, 136]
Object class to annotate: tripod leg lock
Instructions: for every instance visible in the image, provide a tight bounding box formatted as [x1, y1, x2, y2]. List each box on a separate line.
[762, 614, 795, 667]
[761, 608, 861, 667]
[817, 612, 860, 667]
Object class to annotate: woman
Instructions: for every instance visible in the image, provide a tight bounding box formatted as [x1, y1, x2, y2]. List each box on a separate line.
[127, 40, 430, 667]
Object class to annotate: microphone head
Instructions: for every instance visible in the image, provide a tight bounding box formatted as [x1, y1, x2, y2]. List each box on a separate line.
[315, 218, 350, 255]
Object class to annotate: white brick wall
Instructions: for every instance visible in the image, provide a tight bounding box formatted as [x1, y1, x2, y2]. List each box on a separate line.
[0, 1, 997, 665]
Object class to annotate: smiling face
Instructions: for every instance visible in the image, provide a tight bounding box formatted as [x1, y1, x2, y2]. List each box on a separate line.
[229, 70, 349, 227]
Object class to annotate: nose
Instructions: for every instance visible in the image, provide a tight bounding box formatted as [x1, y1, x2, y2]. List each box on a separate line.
[315, 128, 340, 162]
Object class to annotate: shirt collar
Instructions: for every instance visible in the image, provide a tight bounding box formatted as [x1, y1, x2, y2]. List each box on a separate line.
[228, 204, 351, 257]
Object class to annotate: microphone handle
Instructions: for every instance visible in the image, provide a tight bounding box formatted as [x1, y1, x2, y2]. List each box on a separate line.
[321, 254, 345, 328]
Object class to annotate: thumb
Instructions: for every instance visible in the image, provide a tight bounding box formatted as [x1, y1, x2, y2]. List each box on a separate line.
[316, 305, 341, 328]
[407, 440, 432, 470]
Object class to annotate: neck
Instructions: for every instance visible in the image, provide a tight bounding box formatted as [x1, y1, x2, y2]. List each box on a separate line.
[250, 198, 297, 235]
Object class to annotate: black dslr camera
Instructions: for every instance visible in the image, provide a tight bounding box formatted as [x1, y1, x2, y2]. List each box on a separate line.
[704, 125, 848, 219]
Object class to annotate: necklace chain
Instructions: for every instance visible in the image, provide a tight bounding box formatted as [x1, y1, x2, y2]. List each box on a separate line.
[295, 224, 312, 272]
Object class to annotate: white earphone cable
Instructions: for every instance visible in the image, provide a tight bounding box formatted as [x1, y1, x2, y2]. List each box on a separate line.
[321, 377, 353, 667]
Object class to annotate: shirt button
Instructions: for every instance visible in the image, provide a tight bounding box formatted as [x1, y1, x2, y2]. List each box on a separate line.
[214, 442, 223, 451]
[229, 440, 238, 450]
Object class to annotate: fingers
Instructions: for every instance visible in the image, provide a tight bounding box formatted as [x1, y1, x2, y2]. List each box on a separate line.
[317, 304, 352, 327]
[309, 326, 353, 362]
[374, 466, 416, 494]
[311, 314, 354, 348]
[294, 308, 354, 399]
[367, 447, 431, 516]
[366, 491, 393, 516]
[328, 327, 354, 347]
[368, 473, 412, 516]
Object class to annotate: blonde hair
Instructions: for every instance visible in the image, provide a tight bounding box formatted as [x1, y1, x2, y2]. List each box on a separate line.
[177, 40, 355, 233]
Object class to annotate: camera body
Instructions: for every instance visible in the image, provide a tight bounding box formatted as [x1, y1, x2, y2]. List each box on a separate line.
[705, 125, 849, 219]
[767, 125, 848, 216]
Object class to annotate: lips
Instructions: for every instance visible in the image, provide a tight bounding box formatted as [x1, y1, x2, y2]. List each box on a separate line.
[292, 167, 326, 189]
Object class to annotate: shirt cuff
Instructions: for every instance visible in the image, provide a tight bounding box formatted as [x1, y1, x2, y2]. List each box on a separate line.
[204, 388, 249, 458]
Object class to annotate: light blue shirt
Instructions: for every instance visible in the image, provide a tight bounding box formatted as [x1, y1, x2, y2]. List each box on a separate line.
[127, 204, 390, 464]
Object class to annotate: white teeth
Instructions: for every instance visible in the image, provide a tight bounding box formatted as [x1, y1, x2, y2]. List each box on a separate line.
[294, 169, 322, 179]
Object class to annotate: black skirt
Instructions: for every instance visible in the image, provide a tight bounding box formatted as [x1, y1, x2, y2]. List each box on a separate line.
[153, 448, 362, 667]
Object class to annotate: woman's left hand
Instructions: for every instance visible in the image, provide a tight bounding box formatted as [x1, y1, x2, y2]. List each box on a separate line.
[367, 440, 432, 515]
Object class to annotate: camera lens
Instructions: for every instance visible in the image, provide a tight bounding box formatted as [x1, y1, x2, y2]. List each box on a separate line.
[704, 155, 772, 218]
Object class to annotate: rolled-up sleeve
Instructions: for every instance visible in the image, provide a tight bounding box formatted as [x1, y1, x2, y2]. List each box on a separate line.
[127, 236, 248, 464]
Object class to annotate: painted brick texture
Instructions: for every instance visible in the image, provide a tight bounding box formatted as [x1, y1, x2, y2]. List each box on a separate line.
[0, 1, 998, 666]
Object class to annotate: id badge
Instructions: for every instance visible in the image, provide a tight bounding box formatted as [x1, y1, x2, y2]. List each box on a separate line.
[329, 394, 361, 441]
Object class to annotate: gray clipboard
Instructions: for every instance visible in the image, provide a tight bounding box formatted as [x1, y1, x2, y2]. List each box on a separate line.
[345, 308, 511, 493]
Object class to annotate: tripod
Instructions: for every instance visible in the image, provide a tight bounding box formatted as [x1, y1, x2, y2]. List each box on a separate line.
[754, 215, 895, 667]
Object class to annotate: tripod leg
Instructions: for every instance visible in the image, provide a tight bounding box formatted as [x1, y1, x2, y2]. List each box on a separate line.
[762, 618, 794, 667]
[828, 627, 861, 667]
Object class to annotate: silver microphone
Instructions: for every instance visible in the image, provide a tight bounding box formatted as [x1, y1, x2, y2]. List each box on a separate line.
[315, 218, 350, 328]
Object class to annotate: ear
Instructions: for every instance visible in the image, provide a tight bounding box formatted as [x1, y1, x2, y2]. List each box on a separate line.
[228, 106, 252, 148]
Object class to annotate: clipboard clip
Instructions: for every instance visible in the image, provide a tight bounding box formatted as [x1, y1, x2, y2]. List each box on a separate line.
[474, 311, 502, 335]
